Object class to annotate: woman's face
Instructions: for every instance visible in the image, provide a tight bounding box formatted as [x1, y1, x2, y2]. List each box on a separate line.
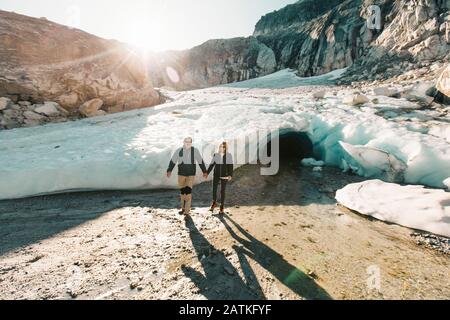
[219, 144, 225, 152]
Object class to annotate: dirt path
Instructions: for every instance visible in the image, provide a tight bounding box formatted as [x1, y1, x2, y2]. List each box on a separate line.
[0, 162, 449, 300]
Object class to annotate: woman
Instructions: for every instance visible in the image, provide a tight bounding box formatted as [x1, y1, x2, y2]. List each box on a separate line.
[207, 142, 233, 214]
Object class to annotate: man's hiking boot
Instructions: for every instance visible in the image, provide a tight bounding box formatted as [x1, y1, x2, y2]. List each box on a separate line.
[219, 204, 225, 215]
[178, 209, 185, 215]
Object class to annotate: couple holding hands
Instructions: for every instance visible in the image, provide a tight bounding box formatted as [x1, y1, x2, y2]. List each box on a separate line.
[166, 137, 234, 216]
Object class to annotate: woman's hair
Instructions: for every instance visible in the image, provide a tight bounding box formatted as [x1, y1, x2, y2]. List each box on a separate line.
[218, 141, 227, 153]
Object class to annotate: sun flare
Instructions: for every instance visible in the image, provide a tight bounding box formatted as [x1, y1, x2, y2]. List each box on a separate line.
[125, 19, 165, 53]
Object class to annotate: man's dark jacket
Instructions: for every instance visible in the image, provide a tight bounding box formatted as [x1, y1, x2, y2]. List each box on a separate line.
[167, 147, 207, 177]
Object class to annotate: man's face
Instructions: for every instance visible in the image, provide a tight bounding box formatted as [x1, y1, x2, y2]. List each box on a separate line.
[183, 139, 192, 148]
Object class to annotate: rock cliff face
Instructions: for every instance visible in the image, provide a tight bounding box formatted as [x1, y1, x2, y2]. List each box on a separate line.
[344, 0, 450, 83]
[152, 0, 449, 89]
[148, 37, 277, 90]
[0, 10, 160, 113]
[253, 0, 378, 76]
[254, 0, 449, 80]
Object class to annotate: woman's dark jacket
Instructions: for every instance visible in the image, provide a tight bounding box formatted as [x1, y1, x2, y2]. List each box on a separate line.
[207, 152, 234, 178]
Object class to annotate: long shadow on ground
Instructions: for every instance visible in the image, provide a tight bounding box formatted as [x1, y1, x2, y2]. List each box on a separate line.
[181, 215, 265, 300]
[218, 213, 332, 300]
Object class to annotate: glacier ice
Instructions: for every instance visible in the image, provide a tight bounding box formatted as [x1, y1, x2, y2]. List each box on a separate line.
[224, 68, 347, 89]
[339, 142, 406, 182]
[301, 158, 325, 167]
[0, 69, 449, 200]
[336, 180, 450, 237]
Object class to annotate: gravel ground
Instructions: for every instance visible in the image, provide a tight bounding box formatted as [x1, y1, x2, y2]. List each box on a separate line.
[0, 162, 449, 300]
[410, 233, 450, 255]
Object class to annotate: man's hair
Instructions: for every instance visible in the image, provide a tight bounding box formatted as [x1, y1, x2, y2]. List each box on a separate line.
[184, 137, 193, 143]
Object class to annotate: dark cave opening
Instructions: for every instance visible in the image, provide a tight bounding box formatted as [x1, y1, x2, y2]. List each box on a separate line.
[262, 131, 314, 164]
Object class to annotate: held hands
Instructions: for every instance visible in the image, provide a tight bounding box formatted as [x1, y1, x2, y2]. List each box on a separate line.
[203, 172, 208, 180]
[166, 171, 172, 178]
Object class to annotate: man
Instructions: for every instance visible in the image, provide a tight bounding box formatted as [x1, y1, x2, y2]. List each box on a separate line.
[167, 137, 208, 216]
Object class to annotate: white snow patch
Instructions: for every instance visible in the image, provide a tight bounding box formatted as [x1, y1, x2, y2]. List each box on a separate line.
[336, 180, 450, 237]
[429, 124, 450, 143]
[223, 68, 347, 89]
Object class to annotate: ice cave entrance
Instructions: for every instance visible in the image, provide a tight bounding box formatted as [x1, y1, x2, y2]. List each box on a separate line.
[263, 130, 314, 164]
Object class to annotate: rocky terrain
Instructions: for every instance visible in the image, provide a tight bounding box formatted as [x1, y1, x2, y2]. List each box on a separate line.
[0, 95, 165, 130]
[340, 0, 450, 84]
[0, 98, 74, 129]
[0, 10, 161, 124]
[150, 0, 449, 92]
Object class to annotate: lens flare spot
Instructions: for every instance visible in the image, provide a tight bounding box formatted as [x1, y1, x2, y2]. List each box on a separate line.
[166, 66, 180, 83]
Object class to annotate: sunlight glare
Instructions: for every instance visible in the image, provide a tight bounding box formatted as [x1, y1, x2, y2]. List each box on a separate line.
[126, 19, 164, 53]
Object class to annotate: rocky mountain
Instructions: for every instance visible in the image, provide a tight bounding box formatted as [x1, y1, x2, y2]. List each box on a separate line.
[148, 37, 277, 90]
[0, 10, 161, 114]
[342, 0, 449, 83]
[1, 0, 448, 129]
[152, 0, 449, 90]
[254, 0, 376, 76]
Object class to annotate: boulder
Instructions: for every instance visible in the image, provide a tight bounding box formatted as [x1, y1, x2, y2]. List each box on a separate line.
[312, 90, 326, 99]
[2, 108, 18, 116]
[401, 81, 436, 106]
[93, 110, 107, 117]
[373, 87, 399, 97]
[0, 97, 12, 111]
[404, 94, 434, 106]
[436, 64, 450, 98]
[425, 85, 450, 105]
[35, 102, 60, 116]
[79, 98, 104, 117]
[2, 120, 21, 129]
[18, 101, 31, 107]
[343, 94, 370, 106]
[23, 119, 41, 128]
[23, 110, 45, 121]
[55, 104, 69, 115]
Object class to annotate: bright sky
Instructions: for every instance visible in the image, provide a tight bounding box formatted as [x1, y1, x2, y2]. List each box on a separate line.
[0, 0, 296, 52]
